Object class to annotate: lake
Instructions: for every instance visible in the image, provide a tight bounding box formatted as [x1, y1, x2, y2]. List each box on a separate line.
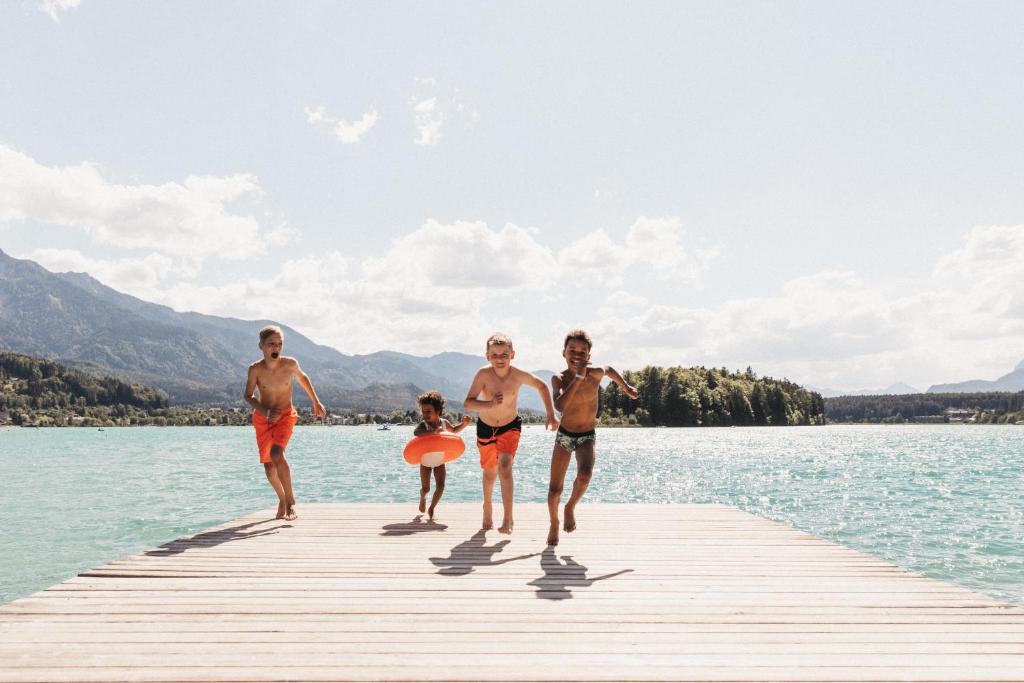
[1, 424, 1021, 606]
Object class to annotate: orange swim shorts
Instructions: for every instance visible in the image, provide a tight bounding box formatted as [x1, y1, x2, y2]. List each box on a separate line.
[253, 407, 299, 464]
[476, 416, 522, 469]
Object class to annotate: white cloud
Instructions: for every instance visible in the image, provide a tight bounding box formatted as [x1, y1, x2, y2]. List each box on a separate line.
[39, 0, 79, 22]
[0, 144, 270, 260]
[304, 105, 379, 144]
[412, 97, 443, 146]
[24, 248, 187, 292]
[364, 219, 558, 291]
[557, 216, 716, 287]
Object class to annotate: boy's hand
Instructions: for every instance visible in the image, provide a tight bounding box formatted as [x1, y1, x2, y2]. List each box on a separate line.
[624, 384, 639, 400]
[461, 415, 473, 427]
[314, 401, 327, 420]
[546, 415, 559, 431]
[492, 391, 504, 406]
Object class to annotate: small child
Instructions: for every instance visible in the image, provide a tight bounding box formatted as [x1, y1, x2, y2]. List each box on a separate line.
[547, 329, 638, 546]
[244, 325, 326, 521]
[413, 391, 472, 521]
[464, 333, 558, 533]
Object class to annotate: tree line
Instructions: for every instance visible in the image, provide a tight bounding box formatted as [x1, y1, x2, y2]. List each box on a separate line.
[598, 366, 825, 427]
[825, 392, 1024, 423]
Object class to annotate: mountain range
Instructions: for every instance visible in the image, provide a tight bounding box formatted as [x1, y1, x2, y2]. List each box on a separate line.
[0, 249, 550, 411]
[809, 382, 921, 398]
[926, 359, 1024, 394]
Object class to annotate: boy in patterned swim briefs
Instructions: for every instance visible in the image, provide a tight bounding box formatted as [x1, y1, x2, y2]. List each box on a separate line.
[244, 325, 326, 521]
[464, 333, 558, 534]
[546, 329, 638, 546]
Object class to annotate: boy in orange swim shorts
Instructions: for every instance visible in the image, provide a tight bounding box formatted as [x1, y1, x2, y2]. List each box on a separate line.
[244, 325, 326, 521]
[464, 333, 558, 534]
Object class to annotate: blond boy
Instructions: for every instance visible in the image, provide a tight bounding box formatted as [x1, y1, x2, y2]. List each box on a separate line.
[464, 333, 558, 533]
[244, 325, 326, 521]
[547, 329, 638, 546]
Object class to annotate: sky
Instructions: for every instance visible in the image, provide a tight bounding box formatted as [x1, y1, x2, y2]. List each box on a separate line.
[1, 1, 1023, 391]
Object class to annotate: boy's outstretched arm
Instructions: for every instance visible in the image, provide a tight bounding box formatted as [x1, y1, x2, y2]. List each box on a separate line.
[293, 361, 327, 419]
[446, 416, 473, 434]
[604, 366, 639, 400]
[525, 371, 559, 431]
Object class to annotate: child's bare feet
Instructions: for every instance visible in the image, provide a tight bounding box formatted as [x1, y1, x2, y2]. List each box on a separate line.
[284, 504, 298, 521]
[547, 521, 559, 546]
[482, 502, 493, 529]
[428, 505, 438, 522]
[276, 501, 287, 519]
[498, 519, 513, 535]
[418, 492, 426, 513]
[563, 505, 576, 533]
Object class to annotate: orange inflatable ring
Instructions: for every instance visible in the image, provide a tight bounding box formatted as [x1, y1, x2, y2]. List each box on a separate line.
[403, 433, 465, 468]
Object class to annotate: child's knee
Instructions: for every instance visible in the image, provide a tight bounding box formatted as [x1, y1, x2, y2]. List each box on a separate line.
[548, 481, 564, 496]
[497, 455, 513, 475]
[269, 445, 285, 461]
[578, 465, 594, 481]
[420, 485, 431, 495]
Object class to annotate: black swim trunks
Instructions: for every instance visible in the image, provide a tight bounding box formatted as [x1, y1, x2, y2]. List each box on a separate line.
[555, 426, 597, 452]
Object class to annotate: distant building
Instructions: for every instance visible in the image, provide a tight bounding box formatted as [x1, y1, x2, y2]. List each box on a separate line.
[911, 415, 946, 424]
[944, 408, 976, 422]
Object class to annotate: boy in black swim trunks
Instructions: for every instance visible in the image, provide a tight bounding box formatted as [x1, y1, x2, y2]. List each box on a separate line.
[464, 333, 558, 534]
[547, 329, 638, 546]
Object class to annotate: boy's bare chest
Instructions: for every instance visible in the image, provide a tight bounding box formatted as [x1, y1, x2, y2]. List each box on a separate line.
[257, 367, 292, 391]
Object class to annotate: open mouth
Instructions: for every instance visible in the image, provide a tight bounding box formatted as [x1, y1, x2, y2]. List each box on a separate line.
[271, 352, 280, 359]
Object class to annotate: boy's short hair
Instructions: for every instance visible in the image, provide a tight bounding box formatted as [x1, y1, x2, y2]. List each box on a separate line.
[563, 328, 593, 351]
[259, 325, 284, 343]
[417, 390, 445, 412]
[486, 332, 513, 351]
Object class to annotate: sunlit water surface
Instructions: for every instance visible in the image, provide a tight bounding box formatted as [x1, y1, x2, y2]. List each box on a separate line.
[2, 424, 1021, 605]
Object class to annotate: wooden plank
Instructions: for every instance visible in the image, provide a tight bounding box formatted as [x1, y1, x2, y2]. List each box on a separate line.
[1, 503, 1022, 682]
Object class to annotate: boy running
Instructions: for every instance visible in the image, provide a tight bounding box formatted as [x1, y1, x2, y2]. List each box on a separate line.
[413, 390, 473, 521]
[244, 325, 326, 521]
[464, 333, 558, 534]
[547, 329, 638, 546]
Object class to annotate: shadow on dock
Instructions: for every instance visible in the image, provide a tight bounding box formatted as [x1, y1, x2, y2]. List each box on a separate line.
[528, 546, 633, 600]
[430, 530, 539, 576]
[145, 520, 286, 556]
[380, 515, 449, 536]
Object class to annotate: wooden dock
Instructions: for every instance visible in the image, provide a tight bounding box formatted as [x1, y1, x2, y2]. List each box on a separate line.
[2, 503, 1023, 682]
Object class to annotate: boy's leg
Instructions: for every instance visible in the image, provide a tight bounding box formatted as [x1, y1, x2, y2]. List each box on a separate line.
[419, 465, 431, 513]
[563, 440, 595, 533]
[428, 464, 446, 520]
[481, 467, 497, 529]
[547, 443, 573, 545]
[270, 446, 297, 521]
[497, 452, 515, 534]
[263, 462, 287, 519]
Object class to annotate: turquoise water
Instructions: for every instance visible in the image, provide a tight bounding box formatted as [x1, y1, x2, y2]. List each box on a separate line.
[2, 424, 1022, 606]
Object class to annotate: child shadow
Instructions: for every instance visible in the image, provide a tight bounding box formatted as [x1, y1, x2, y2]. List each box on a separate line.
[380, 515, 449, 536]
[430, 529, 539, 576]
[145, 520, 284, 556]
[528, 546, 634, 600]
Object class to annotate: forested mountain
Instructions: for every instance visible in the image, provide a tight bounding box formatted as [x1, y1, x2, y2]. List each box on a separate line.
[599, 366, 824, 427]
[825, 392, 1024, 423]
[0, 250, 499, 407]
[0, 352, 167, 413]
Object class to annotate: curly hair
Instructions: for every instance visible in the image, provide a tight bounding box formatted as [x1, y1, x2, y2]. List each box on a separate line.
[563, 328, 592, 350]
[417, 390, 445, 413]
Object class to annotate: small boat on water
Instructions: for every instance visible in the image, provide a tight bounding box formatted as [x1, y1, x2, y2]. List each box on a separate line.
[377, 424, 391, 431]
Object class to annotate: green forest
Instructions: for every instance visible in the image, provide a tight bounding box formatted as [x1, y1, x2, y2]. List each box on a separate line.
[825, 392, 1024, 424]
[598, 366, 825, 426]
